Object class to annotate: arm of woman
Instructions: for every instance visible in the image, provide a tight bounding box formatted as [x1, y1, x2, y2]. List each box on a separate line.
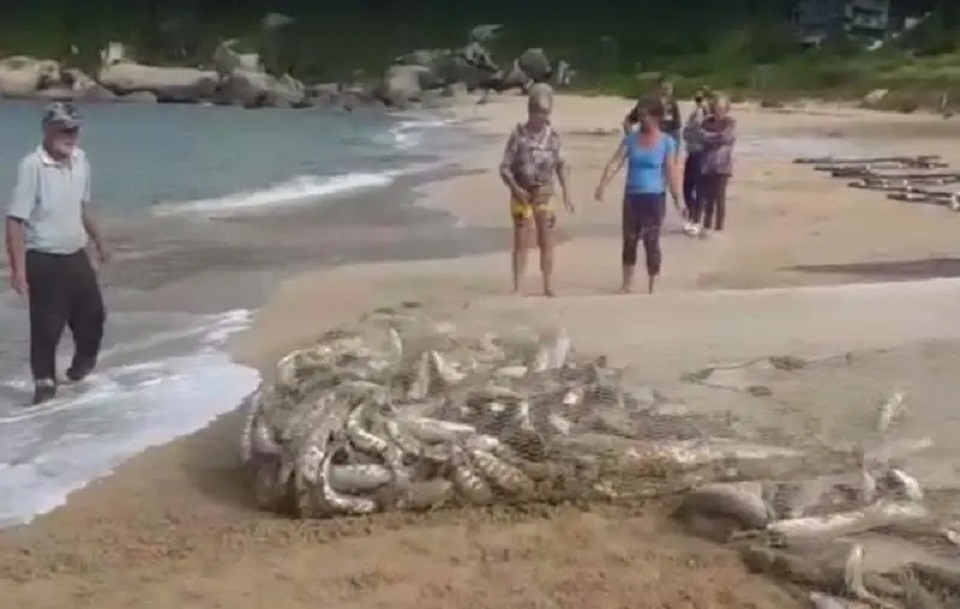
[700, 117, 737, 146]
[594, 140, 628, 201]
[499, 128, 527, 200]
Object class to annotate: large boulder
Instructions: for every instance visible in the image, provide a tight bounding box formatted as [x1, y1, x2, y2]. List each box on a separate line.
[0, 56, 61, 98]
[97, 62, 218, 103]
[30, 68, 117, 102]
[378, 64, 440, 107]
[215, 69, 307, 108]
[517, 48, 551, 82]
[487, 60, 532, 92]
[212, 40, 261, 79]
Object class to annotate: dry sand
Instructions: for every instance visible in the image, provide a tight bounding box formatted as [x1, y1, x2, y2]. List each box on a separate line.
[2, 94, 960, 608]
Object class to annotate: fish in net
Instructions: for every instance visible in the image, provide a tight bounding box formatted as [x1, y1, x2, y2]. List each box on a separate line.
[240, 304, 805, 517]
[240, 304, 960, 605]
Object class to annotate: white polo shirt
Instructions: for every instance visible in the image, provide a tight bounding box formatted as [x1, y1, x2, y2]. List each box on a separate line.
[6, 146, 91, 254]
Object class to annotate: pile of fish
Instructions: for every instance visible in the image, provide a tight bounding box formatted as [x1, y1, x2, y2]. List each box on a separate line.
[793, 155, 960, 211]
[239, 304, 808, 518]
[674, 390, 960, 608]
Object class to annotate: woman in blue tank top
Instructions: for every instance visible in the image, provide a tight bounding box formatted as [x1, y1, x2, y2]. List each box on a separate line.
[594, 97, 682, 294]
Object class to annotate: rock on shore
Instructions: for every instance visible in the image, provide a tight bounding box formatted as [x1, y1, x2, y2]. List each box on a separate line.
[0, 25, 574, 110]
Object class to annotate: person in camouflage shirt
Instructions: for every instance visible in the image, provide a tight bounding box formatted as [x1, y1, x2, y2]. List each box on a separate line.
[499, 86, 574, 296]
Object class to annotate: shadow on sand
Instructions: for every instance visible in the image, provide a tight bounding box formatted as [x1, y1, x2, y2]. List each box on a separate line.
[788, 257, 960, 282]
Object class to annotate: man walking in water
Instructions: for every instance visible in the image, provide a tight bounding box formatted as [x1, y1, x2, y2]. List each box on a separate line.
[5, 102, 108, 405]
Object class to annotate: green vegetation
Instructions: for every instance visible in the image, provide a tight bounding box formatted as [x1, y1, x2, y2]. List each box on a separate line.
[1, 0, 959, 109]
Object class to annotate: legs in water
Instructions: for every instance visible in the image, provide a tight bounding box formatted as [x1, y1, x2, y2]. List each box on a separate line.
[67, 252, 106, 381]
[534, 209, 556, 296]
[27, 252, 70, 404]
[511, 215, 533, 294]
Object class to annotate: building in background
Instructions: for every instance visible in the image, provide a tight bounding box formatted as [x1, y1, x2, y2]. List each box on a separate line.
[793, 0, 893, 46]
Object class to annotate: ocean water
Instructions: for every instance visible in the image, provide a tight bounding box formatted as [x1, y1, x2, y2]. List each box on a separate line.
[0, 99, 461, 527]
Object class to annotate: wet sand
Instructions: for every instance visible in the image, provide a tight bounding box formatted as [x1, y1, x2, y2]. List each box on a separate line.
[2, 94, 960, 608]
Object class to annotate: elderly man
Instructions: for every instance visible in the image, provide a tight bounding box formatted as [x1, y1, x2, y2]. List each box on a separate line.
[5, 102, 108, 405]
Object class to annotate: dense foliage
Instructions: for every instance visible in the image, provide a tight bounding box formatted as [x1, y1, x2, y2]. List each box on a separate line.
[2, 0, 958, 98]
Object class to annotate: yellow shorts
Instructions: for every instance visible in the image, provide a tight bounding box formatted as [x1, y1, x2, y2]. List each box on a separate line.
[511, 198, 555, 225]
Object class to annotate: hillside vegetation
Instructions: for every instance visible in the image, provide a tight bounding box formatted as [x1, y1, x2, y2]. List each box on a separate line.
[2, 0, 959, 107]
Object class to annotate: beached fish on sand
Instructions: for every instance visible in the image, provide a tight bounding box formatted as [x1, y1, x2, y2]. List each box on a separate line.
[876, 391, 907, 432]
[469, 448, 535, 496]
[319, 438, 378, 516]
[942, 528, 960, 547]
[386, 327, 403, 361]
[887, 468, 924, 502]
[532, 326, 571, 372]
[768, 502, 929, 541]
[450, 447, 493, 504]
[844, 544, 900, 609]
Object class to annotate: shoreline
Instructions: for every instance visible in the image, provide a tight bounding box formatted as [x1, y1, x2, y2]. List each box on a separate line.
[3, 93, 960, 608]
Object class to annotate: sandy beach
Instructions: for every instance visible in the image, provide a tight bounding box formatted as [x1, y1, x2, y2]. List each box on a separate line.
[2, 93, 960, 608]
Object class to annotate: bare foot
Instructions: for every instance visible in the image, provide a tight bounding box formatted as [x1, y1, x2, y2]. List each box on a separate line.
[619, 285, 631, 294]
[543, 288, 555, 297]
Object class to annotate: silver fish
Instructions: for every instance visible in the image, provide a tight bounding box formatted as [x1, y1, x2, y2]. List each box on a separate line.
[843, 543, 866, 597]
[407, 351, 431, 400]
[319, 439, 378, 516]
[469, 449, 535, 496]
[859, 467, 878, 505]
[843, 544, 900, 609]
[451, 447, 493, 504]
[429, 350, 466, 385]
[397, 479, 455, 511]
[942, 527, 960, 546]
[768, 501, 929, 541]
[532, 326, 571, 372]
[494, 365, 528, 379]
[386, 326, 403, 361]
[877, 391, 906, 432]
[384, 419, 422, 457]
[887, 468, 924, 501]
[329, 463, 393, 493]
[547, 412, 572, 435]
[400, 416, 476, 444]
[345, 401, 389, 456]
[289, 399, 352, 517]
[808, 591, 848, 609]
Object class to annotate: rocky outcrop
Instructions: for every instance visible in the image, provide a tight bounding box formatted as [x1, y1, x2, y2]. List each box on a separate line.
[517, 48, 551, 82]
[215, 69, 307, 108]
[0, 24, 573, 110]
[0, 56, 61, 98]
[97, 62, 218, 102]
[212, 40, 261, 78]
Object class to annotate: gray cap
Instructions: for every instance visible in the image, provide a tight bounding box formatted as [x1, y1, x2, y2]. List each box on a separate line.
[42, 102, 83, 128]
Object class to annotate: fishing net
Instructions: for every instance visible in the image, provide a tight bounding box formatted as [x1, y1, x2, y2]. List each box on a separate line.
[240, 302, 960, 606]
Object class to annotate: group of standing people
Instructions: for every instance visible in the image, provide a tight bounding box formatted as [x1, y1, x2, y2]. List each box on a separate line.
[500, 76, 736, 296]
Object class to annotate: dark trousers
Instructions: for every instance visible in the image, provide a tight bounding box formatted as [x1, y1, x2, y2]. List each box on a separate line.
[699, 173, 730, 231]
[26, 250, 105, 382]
[622, 193, 665, 276]
[682, 152, 702, 222]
